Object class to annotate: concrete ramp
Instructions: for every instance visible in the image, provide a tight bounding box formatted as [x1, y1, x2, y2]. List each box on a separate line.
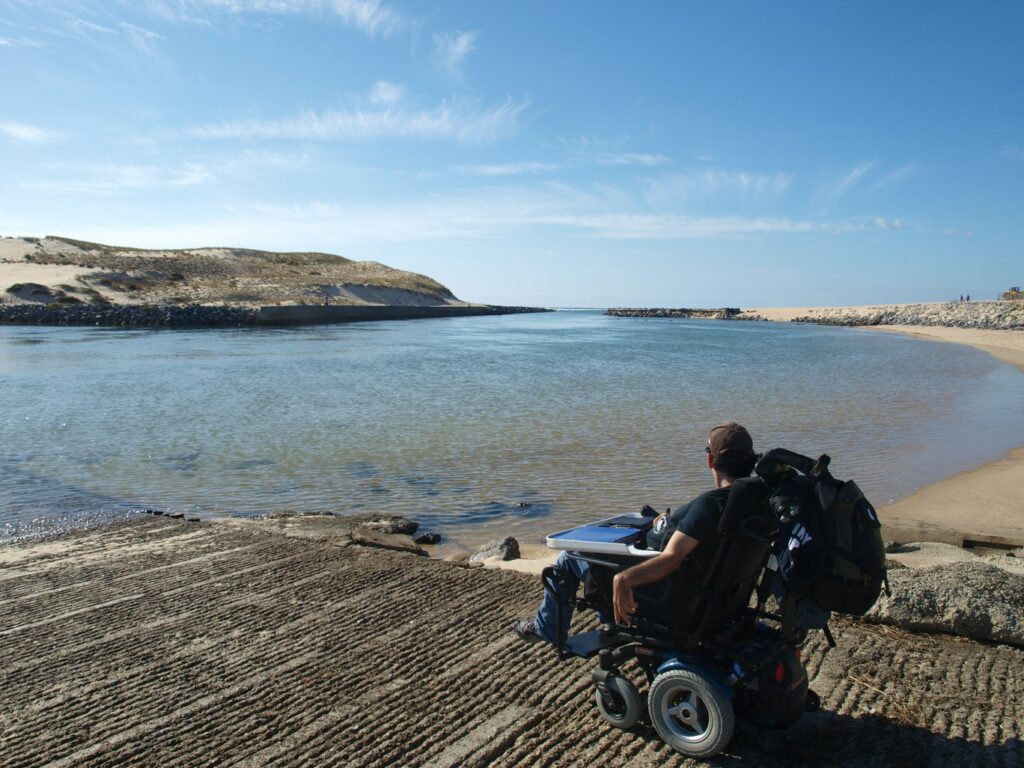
[1, 518, 1021, 766]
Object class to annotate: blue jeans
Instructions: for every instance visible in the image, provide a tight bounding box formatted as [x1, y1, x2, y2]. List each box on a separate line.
[533, 551, 609, 643]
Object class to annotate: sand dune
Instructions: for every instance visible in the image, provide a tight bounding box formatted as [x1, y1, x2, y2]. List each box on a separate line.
[0, 235, 460, 308]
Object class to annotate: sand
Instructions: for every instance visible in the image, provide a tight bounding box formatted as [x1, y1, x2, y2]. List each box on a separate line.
[737, 316, 1024, 548]
[0, 235, 461, 308]
[868, 325, 1024, 545]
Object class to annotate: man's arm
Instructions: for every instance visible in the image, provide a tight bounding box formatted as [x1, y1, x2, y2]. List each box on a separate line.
[612, 530, 699, 625]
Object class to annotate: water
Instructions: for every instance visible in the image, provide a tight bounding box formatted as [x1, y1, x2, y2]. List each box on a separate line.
[2, 312, 1023, 549]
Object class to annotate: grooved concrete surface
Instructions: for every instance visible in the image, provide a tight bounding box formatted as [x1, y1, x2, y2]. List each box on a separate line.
[1, 518, 1021, 767]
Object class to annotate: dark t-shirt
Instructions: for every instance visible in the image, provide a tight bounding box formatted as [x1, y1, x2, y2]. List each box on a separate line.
[645, 487, 731, 577]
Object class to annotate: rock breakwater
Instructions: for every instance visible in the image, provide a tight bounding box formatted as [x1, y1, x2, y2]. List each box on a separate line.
[0, 302, 257, 327]
[607, 307, 742, 319]
[789, 301, 1024, 330]
[0, 302, 551, 329]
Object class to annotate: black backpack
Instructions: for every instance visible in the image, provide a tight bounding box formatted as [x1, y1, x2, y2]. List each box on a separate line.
[756, 448, 888, 616]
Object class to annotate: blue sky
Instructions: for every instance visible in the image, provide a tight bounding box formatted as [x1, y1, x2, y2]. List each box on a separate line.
[1, 1, 1021, 307]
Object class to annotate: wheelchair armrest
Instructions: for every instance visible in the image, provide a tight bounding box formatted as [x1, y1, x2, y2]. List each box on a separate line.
[565, 549, 658, 571]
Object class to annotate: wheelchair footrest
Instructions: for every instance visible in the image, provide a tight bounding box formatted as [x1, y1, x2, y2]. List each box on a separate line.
[561, 629, 627, 659]
[562, 630, 611, 659]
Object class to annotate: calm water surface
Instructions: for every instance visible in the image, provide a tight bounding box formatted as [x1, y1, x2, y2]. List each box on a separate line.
[2, 311, 1023, 548]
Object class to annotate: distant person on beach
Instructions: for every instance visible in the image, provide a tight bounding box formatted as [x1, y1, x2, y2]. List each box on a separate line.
[513, 422, 757, 644]
[960, 294, 964, 303]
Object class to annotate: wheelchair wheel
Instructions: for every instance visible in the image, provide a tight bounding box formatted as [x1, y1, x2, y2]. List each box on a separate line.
[648, 669, 734, 758]
[594, 674, 643, 730]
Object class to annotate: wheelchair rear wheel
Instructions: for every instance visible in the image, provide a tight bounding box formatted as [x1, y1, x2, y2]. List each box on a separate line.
[648, 669, 734, 758]
[594, 674, 643, 729]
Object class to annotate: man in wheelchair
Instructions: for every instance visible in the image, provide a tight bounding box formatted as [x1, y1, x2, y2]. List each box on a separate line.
[512, 422, 816, 759]
[513, 421, 756, 645]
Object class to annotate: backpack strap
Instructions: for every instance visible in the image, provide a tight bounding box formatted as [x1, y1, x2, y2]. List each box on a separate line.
[756, 448, 817, 479]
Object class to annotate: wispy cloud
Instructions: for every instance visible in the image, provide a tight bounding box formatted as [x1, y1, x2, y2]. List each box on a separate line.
[0, 36, 43, 47]
[455, 161, 560, 176]
[68, 18, 118, 36]
[554, 137, 671, 168]
[873, 217, 904, 231]
[644, 170, 792, 206]
[867, 164, 918, 193]
[1003, 145, 1024, 161]
[432, 30, 477, 75]
[21, 162, 215, 194]
[145, 0, 406, 38]
[367, 80, 405, 106]
[327, 0, 404, 37]
[531, 213, 816, 239]
[71, 179, 908, 248]
[454, 153, 669, 177]
[817, 161, 875, 205]
[0, 121, 64, 144]
[19, 148, 319, 194]
[596, 153, 670, 167]
[188, 96, 529, 143]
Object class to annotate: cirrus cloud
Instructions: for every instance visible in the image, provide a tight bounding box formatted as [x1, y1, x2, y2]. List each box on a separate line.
[187, 96, 529, 143]
[0, 121, 64, 144]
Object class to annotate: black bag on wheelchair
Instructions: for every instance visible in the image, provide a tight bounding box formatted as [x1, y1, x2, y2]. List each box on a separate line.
[756, 448, 887, 616]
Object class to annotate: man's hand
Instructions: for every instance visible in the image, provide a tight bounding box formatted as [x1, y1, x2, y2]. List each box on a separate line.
[610, 530, 701, 627]
[612, 572, 638, 626]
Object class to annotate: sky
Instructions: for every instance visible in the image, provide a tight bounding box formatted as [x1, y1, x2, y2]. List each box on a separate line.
[1, 1, 1022, 307]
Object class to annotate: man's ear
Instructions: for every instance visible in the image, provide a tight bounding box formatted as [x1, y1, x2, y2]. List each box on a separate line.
[706, 452, 715, 470]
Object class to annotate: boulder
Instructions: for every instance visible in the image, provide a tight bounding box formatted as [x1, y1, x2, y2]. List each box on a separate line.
[413, 532, 442, 545]
[867, 560, 1024, 646]
[469, 537, 520, 562]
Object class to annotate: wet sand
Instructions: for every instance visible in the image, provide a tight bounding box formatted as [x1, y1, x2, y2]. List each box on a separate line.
[2, 516, 1021, 766]
[867, 325, 1024, 545]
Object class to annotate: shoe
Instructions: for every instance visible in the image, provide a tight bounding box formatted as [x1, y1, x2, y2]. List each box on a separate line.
[512, 618, 543, 644]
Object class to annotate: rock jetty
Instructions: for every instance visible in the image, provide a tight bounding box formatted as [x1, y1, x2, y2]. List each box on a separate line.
[788, 301, 1024, 330]
[0, 302, 550, 329]
[0, 302, 257, 327]
[607, 307, 742, 319]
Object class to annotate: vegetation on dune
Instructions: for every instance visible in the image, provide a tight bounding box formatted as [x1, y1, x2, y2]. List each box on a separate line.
[23, 236, 455, 306]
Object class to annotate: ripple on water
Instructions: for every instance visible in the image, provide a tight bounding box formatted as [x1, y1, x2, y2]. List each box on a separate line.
[2, 314, 1023, 549]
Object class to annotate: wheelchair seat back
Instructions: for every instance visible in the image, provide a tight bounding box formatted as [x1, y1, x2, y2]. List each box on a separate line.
[632, 477, 774, 641]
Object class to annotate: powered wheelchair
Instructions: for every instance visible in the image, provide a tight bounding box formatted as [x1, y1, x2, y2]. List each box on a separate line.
[540, 476, 820, 759]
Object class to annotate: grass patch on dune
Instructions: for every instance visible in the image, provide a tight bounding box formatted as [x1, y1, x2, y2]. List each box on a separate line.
[26, 236, 455, 306]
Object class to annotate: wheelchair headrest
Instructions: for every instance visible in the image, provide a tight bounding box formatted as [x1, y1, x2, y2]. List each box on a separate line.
[717, 476, 771, 536]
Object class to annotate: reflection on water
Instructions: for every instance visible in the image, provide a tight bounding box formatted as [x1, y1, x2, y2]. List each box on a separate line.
[2, 312, 1023, 548]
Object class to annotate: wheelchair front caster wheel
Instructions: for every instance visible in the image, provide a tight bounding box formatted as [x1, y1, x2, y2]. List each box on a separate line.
[595, 674, 642, 730]
[648, 669, 735, 758]
[805, 689, 821, 712]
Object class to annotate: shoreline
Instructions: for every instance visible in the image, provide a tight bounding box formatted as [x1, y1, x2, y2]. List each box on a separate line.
[862, 324, 1024, 546]
[491, 320, 1024, 574]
